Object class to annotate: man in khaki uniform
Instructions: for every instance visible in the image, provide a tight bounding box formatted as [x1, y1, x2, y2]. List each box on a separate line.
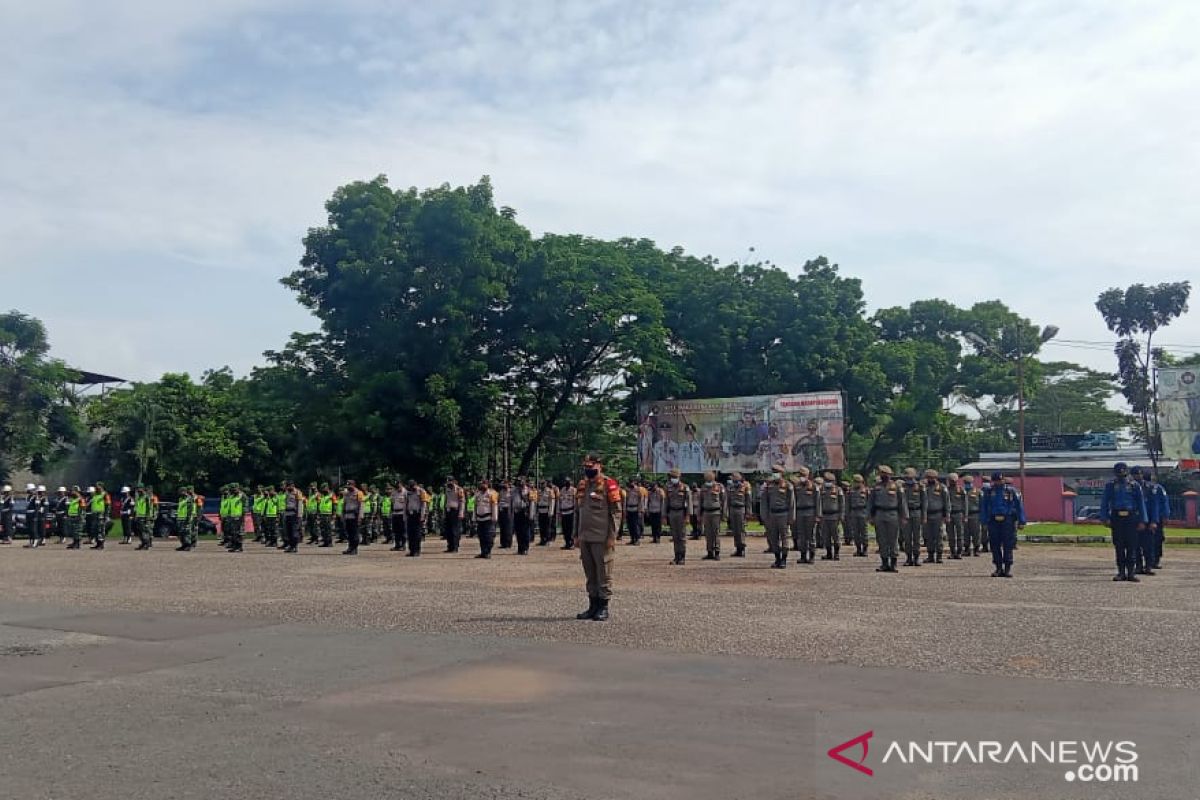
[819, 471, 845, 561]
[664, 469, 691, 565]
[622, 477, 647, 545]
[760, 465, 794, 569]
[922, 469, 950, 564]
[698, 471, 726, 560]
[867, 466, 906, 572]
[900, 467, 924, 566]
[645, 480, 665, 543]
[946, 472, 967, 559]
[792, 467, 820, 564]
[557, 480, 577, 550]
[846, 474, 870, 557]
[472, 480, 499, 558]
[576, 454, 621, 621]
[726, 472, 752, 558]
[964, 475, 983, 556]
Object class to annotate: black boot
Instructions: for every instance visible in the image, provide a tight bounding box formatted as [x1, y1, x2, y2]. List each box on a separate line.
[703, 550, 716, 561]
[576, 597, 598, 620]
[772, 552, 785, 569]
[889, 557, 899, 572]
[1002, 564, 1013, 578]
[876, 556, 888, 572]
[592, 598, 609, 622]
[992, 566, 1003, 577]
[733, 547, 745, 558]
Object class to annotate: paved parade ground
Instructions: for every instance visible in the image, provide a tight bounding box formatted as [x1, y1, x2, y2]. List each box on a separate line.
[2, 540, 1199, 799]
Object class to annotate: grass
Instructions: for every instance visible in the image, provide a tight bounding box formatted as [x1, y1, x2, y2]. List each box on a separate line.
[1027, 521, 1196, 538]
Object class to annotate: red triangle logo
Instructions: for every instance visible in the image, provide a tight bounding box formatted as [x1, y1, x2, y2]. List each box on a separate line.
[827, 730, 874, 776]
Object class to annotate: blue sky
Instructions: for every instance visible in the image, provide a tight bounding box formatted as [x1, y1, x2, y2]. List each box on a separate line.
[4, 0, 1199, 381]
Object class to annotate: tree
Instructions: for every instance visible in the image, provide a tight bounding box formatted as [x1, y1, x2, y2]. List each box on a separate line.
[1021, 362, 1130, 435]
[0, 311, 82, 480]
[1096, 281, 1192, 469]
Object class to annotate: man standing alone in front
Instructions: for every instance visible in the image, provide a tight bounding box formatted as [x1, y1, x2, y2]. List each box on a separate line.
[575, 454, 621, 622]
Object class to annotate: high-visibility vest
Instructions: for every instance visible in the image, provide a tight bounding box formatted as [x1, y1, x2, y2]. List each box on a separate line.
[136, 496, 151, 518]
[264, 496, 278, 516]
[380, 495, 392, 515]
[335, 497, 344, 514]
[176, 496, 193, 519]
[219, 497, 230, 516]
[318, 493, 333, 514]
[68, 498, 83, 517]
[90, 493, 107, 513]
[229, 495, 244, 516]
[305, 495, 319, 514]
[362, 496, 374, 514]
[252, 495, 265, 515]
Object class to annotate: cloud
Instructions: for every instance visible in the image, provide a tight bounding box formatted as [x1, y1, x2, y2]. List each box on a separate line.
[3, 0, 1199, 381]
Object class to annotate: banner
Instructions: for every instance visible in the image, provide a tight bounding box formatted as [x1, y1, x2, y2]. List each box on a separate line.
[636, 392, 845, 475]
[1022, 433, 1118, 452]
[1157, 367, 1200, 463]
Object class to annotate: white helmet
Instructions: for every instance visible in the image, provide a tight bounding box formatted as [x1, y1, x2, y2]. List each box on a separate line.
[2, 485, 10, 492]
[87, 486, 96, 493]
[37, 485, 46, 492]
[26, 483, 36, 491]
[121, 486, 131, 493]
[57, 486, 67, 492]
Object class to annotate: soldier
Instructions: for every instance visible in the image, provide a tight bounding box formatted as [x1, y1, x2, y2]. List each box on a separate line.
[65, 487, 86, 549]
[845, 474, 870, 557]
[818, 471, 844, 561]
[760, 465, 794, 568]
[52, 486, 68, 544]
[726, 472, 752, 558]
[536, 479, 558, 545]
[792, 467, 820, 564]
[1145, 470, 1170, 570]
[921, 469, 950, 564]
[258, 486, 276, 547]
[341, 481, 362, 555]
[664, 468, 691, 565]
[982, 471, 1025, 578]
[359, 484, 376, 546]
[978, 476, 992, 553]
[575, 454, 621, 622]
[225, 484, 245, 552]
[688, 481, 702, 539]
[281, 482, 302, 553]
[645, 479, 665, 544]
[471, 479, 500, 558]
[174, 485, 196, 551]
[402, 479, 424, 553]
[251, 486, 266, 543]
[0, 484, 12, 544]
[304, 483, 320, 544]
[946, 473, 967, 560]
[387, 482, 406, 551]
[622, 477, 646, 545]
[867, 466, 905, 572]
[1131, 467, 1162, 576]
[316, 483, 335, 548]
[1099, 462, 1145, 582]
[89, 483, 111, 549]
[900, 468, 924, 566]
[698, 470, 726, 560]
[497, 479, 514, 548]
[964, 475, 982, 556]
[25, 485, 48, 548]
[218, 486, 232, 548]
[558, 478, 577, 549]
[118, 486, 134, 545]
[513, 477, 533, 555]
[129, 486, 150, 550]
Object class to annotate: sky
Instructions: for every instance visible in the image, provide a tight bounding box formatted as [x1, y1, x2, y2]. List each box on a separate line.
[3, 0, 1199, 383]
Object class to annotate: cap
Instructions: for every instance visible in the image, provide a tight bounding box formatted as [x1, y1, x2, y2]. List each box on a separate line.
[924, 469, 938, 478]
[87, 486, 95, 493]
[823, 471, 835, 481]
[36, 485, 46, 492]
[948, 473, 959, 481]
[583, 452, 604, 465]
[772, 463, 787, 474]
[1130, 465, 1144, 476]
[903, 467, 917, 478]
[877, 465, 893, 476]
[852, 473, 864, 482]
[796, 466, 810, 477]
[2, 485, 10, 492]
[1113, 462, 1127, 473]
[121, 486, 131, 493]
[991, 471, 1003, 481]
[668, 468, 681, 477]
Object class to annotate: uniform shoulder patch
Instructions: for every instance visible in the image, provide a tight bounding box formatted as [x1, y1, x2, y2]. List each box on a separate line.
[605, 478, 622, 504]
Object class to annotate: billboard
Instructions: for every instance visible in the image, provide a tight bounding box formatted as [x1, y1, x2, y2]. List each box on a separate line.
[1157, 367, 1200, 463]
[636, 392, 845, 475]
[1023, 432, 1118, 452]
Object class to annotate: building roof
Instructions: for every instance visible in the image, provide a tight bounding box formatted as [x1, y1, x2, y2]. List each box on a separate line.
[959, 448, 1177, 474]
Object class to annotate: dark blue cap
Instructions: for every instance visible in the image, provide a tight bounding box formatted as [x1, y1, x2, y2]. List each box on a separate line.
[1114, 462, 1127, 472]
[1130, 465, 1144, 476]
[990, 471, 1003, 481]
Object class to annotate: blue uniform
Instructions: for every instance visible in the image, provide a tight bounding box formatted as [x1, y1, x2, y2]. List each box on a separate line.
[981, 484, 1024, 570]
[1100, 478, 1147, 578]
[1139, 480, 1169, 570]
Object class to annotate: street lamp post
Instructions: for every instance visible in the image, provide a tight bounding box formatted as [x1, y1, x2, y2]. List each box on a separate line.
[966, 325, 1058, 494]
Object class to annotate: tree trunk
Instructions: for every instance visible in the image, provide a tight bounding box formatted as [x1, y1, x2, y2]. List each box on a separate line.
[516, 379, 578, 476]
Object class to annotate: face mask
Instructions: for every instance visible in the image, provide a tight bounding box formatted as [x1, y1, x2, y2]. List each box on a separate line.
[705, 481, 714, 487]
[771, 473, 782, 481]
[964, 483, 972, 490]
[670, 477, 680, 485]
[584, 468, 599, 479]
[733, 480, 741, 486]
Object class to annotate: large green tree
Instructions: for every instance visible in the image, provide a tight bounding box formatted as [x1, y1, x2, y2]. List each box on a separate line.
[0, 311, 82, 480]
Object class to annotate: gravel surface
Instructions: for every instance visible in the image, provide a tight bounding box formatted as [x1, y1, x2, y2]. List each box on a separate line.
[1, 536, 1197, 688]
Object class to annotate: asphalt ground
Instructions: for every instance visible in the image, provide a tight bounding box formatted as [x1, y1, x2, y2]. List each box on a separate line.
[2, 535, 1198, 799]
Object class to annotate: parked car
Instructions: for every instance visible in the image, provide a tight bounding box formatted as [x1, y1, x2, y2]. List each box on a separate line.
[154, 501, 218, 538]
[1076, 433, 1117, 450]
[1075, 505, 1102, 522]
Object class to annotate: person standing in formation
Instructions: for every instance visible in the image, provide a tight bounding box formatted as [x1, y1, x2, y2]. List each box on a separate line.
[845, 474, 870, 557]
[698, 470, 725, 560]
[472, 479, 499, 559]
[497, 479, 514, 549]
[945, 473, 967, 560]
[403, 480, 425, 553]
[644, 480, 664, 544]
[623, 477, 645, 545]
[443, 477, 464, 554]
[818, 471, 844, 561]
[575, 454, 621, 622]
[922, 469, 949, 564]
[225, 485, 245, 552]
[791, 468, 819, 564]
[558, 479, 577, 550]
[536, 479, 557, 546]
[900, 468, 924, 567]
[868, 466, 905, 572]
[963, 475, 982, 556]
[0, 484, 13, 544]
[1100, 462, 1145, 582]
[341, 481, 362, 555]
[665, 469, 691, 565]
[513, 478, 533, 555]
[761, 465, 794, 569]
[982, 470, 1024, 578]
[726, 472, 751, 558]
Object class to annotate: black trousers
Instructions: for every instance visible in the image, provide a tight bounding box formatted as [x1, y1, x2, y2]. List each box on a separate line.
[647, 511, 662, 542]
[408, 513, 424, 555]
[476, 520, 495, 556]
[625, 511, 643, 543]
[514, 510, 531, 554]
[537, 512, 552, 543]
[404, 512, 421, 549]
[499, 510, 513, 548]
[284, 515, 300, 547]
[443, 513, 461, 550]
[121, 513, 133, 541]
[1110, 515, 1138, 573]
[560, 512, 575, 547]
[0, 511, 12, 540]
[343, 517, 360, 551]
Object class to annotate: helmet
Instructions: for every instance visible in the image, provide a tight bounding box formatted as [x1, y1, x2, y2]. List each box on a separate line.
[25, 483, 35, 491]
[86, 486, 95, 493]
[1129, 466, 1143, 477]
[990, 472, 1003, 482]
[36, 485, 46, 492]
[121, 486, 131, 493]
[2, 485, 10, 492]
[57, 486, 66, 492]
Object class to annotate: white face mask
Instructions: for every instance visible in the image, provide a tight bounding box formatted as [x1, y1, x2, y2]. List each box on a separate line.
[669, 477, 680, 485]
[772, 473, 782, 481]
[705, 481, 714, 487]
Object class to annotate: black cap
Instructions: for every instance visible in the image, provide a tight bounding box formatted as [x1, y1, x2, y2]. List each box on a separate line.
[1114, 462, 1128, 473]
[990, 471, 1003, 481]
